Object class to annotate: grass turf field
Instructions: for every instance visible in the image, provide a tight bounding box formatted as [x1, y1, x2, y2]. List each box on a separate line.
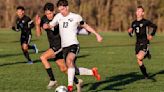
[0, 29, 164, 92]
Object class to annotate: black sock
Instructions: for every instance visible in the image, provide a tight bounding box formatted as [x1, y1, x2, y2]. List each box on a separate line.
[139, 64, 148, 77]
[28, 45, 35, 50]
[74, 76, 79, 84]
[46, 68, 55, 81]
[23, 51, 32, 61]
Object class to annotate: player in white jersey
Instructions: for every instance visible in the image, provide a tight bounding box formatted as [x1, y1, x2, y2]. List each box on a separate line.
[43, 0, 103, 92]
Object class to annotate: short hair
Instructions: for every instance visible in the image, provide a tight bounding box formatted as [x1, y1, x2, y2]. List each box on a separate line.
[137, 6, 144, 12]
[16, 6, 25, 11]
[44, 3, 54, 11]
[57, 0, 68, 7]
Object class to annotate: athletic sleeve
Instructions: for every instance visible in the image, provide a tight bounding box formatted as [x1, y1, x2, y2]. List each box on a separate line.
[128, 22, 134, 37]
[49, 13, 59, 27]
[40, 16, 45, 27]
[25, 16, 34, 29]
[76, 14, 85, 25]
[147, 20, 157, 36]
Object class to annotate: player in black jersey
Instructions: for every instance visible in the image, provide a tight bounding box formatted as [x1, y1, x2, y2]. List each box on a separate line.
[128, 6, 157, 79]
[35, 3, 82, 90]
[12, 6, 38, 64]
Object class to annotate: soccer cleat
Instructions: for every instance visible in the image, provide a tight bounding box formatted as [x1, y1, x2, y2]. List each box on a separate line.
[27, 61, 33, 64]
[47, 80, 58, 89]
[67, 86, 73, 92]
[92, 67, 101, 81]
[76, 79, 83, 92]
[33, 44, 38, 54]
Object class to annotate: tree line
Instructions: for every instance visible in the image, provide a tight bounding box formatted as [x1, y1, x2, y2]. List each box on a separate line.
[0, 0, 164, 32]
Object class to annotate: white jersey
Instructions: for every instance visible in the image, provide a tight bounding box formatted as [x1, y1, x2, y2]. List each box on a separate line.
[50, 12, 83, 47]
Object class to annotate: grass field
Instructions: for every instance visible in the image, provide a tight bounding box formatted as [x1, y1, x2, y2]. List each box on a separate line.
[0, 29, 164, 92]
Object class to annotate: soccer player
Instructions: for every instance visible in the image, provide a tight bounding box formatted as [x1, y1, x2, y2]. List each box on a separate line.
[43, 0, 103, 91]
[12, 6, 38, 64]
[128, 6, 157, 79]
[35, 3, 83, 91]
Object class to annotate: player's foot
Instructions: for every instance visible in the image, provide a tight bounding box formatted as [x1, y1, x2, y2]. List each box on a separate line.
[67, 86, 73, 92]
[27, 61, 33, 64]
[47, 80, 58, 89]
[92, 67, 101, 81]
[33, 44, 38, 54]
[76, 79, 83, 92]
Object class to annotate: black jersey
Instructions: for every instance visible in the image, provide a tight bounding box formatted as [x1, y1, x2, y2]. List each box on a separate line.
[130, 19, 157, 44]
[14, 15, 34, 36]
[41, 15, 61, 50]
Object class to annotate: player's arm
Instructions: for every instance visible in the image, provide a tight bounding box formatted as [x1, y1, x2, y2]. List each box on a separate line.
[128, 27, 134, 37]
[11, 19, 20, 32]
[26, 16, 35, 29]
[80, 21, 103, 42]
[148, 21, 157, 36]
[43, 14, 59, 30]
[28, 20, 34, 29]
[35, 15, 42, 37]
[147, 20, 157, 40]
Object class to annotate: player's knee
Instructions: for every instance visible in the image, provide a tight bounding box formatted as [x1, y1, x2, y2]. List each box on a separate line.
[22, 46, 27, 51]
[66, 60, 74, 67]
[40, 55, 46, 61]
[60, 66, 67, 73]
[136, 54, 143, 60]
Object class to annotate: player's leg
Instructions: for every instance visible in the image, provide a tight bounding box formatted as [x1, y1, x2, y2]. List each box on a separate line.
[75, 67, 101, 81]
[55, 57, 83, 92]
[27, 35, 38, 53]
[66, 52, 76, 92]
[144, 45, 151, 59]
[40, 48, 57, 89]
[21, 43, 33, 64]
[73, 55, 100, 80]
[136, 45, 149, 78]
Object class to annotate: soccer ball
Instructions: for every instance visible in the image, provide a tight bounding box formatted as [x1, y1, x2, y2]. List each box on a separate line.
[55, 85, 68, 92]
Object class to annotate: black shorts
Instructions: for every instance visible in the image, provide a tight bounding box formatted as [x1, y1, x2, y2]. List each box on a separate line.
[20, 34, 31, 45]
[135, 43, 149, 55]
[50, 45, 61, 52]
[54, 50, 63, 61]
[62, 44, 80, 61]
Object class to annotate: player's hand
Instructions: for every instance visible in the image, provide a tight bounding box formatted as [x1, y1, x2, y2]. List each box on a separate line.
[43, 23, 50, 29]
[147, 35, 153, 40]
[128, 28, 133, 33]
[12, 26, 16, 30]
[35, 15, 41, 26]
[96, 34, 103, 42]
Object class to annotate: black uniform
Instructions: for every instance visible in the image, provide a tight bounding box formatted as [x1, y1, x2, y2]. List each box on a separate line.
[12, 15, 34, 45]
[40, 15, 63, 59]
[130, 19, 157, 55]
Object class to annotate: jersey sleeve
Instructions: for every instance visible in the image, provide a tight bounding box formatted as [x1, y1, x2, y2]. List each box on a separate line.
[128, 22, 134, 37]
[49, 13, 59, 27]
[76, 14, 84, 25]
[147, 20, 157, 36]
[12, 18, 20, 32]
[25, 16, 34, 29]
[40, 16, 45, 27]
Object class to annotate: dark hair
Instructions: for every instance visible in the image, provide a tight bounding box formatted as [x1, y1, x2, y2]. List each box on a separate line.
[16, 6, 25, 11]
[57, 0, 68, 7]
[44, 3, 54, 11]
[137, 6, 144, 11]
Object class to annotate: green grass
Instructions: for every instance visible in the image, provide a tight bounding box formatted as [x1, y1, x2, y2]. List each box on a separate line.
[0, 29, 164, 92]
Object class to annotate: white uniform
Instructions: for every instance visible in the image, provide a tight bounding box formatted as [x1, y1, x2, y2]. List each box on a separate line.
[50, 12, 83, 47]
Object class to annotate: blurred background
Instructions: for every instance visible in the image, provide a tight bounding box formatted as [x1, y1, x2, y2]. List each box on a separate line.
[0, 0, 164, 32]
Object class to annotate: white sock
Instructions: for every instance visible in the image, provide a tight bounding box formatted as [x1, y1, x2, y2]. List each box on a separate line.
[68, 67, 75, 86]
[78, 67, 93, 75]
